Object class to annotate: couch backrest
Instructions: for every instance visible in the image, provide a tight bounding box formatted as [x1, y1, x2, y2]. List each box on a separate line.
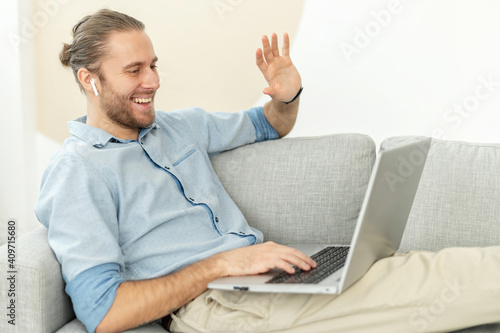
[210, 134, 376, 245]
[381, 136, 500, 252]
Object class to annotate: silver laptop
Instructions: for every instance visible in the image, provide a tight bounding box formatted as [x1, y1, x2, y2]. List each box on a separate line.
[208, 138, 432, 295]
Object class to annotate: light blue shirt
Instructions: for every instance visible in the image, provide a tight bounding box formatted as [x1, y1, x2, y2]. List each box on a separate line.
[35, 106, 279, 333]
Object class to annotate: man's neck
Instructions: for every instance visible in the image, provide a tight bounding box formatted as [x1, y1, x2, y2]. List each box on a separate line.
[86, 113, 140, 141]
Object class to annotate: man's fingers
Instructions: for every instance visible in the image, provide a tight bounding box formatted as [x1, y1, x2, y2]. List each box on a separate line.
[256, 48, 267, 73]
[261, 35, 274, 63]
[221, 242, 317, 276]
[271, 253, 315, 275]
[286, 250, 317, 271]
[282, 32, 290, 56]
[263, 242, 317, 272]
[274, 260, 297, 274]
[271, 33, 279, 57]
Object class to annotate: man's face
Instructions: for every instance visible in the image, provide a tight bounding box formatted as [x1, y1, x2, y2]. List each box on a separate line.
[97, 30, 160, 129]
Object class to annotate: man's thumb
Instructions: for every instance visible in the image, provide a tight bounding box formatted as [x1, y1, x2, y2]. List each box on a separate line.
[263, 87, 275, 96]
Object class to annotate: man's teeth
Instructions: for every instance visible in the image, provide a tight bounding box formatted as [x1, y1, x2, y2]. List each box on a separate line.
[132, 97, 152, 104]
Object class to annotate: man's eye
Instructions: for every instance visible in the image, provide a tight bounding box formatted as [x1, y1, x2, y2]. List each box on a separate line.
[151, 65, 158, 70]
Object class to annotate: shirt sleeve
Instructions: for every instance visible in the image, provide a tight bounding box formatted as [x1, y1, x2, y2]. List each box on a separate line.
[158, 106, 279, 156]
[65, 264, 124, 333]
[35, 153, 124, 332]
[246, 106, 280, 142]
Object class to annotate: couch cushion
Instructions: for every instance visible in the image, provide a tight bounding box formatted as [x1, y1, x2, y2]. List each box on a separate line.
[0, 227, 74, 333]
[210, 134, 376, 245]
[380, 136, 500, 252]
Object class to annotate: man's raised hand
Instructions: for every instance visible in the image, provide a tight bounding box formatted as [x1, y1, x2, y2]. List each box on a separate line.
[256, 33, 302, 103]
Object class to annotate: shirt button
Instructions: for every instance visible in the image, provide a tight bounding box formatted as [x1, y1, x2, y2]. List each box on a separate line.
[164, 166, 170, 170]
[215, 217, 219, 223]
[189, 198, 194, 202]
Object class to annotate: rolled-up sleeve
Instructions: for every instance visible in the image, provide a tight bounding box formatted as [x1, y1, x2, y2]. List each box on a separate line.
[246, 106, 280, 142]
[65, 263, 124, 333]
[35, 153, 124, 332]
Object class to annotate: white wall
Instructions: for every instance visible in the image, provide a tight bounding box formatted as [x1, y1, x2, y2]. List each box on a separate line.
[4, 0, 500, 239]
[281, 0, 500, 145]
[1, 0, 39, 244]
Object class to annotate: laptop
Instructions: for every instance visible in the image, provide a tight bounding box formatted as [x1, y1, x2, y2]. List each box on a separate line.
[208, 138, 432, 295]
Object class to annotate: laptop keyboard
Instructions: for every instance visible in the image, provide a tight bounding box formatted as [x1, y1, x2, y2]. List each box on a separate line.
[266, 246, 350, 284]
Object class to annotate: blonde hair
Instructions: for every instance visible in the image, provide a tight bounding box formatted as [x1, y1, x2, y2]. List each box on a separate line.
[59, 9, 145, 92]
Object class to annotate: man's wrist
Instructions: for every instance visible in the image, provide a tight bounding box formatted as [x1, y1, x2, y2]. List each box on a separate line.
[283, 86, 303, 104]
[202, 254, 229, 279]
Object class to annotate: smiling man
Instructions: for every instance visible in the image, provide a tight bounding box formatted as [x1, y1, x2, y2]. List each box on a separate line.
[78, 29, 160, 138]
[34, 8, 500, 333]
[35, 8, 310, 333]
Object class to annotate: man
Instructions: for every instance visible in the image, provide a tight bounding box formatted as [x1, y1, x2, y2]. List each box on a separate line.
[36, 8, 500, 333]
[36, 8, 312, 333]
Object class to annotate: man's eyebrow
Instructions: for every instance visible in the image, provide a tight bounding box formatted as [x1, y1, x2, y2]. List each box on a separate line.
[123, 57, 159, 70]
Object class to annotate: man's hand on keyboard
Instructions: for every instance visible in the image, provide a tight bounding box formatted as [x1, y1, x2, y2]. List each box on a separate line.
[210, 241, 317, 277]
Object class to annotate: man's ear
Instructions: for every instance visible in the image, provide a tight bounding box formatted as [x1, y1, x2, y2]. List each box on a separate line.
[77, 68, 99, 96]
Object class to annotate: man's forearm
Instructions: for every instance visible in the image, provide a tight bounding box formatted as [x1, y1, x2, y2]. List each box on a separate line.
[96, 256, 223, 333]
[263, 96, 300, 138]
[95, 241, 316, 333]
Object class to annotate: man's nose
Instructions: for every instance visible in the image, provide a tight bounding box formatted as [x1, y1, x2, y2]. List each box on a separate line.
[143, 67, 160, 91]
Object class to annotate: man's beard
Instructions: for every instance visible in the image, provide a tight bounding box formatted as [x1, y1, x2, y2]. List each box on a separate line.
[99, 82, 156, 129]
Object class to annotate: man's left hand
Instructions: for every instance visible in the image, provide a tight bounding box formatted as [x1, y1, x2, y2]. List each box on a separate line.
[256, 33, 302, 103]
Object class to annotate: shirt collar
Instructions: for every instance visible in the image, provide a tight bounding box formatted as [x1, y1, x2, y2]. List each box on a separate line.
[68, 115, 159, 148]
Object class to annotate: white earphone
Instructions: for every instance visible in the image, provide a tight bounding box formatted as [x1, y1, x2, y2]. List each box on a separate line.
[90, 78, 99, 96]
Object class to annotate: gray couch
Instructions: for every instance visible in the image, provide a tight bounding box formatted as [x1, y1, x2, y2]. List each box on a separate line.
[1, 134, 499, 333]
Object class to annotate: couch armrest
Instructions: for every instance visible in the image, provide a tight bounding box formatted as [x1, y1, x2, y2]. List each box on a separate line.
[0, 227, 75, 333]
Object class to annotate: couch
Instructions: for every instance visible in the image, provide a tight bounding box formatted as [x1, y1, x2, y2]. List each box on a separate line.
[1, 133, 499, 333]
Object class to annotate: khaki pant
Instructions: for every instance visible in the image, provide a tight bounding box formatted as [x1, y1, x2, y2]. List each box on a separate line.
[170, 246, 500, 332]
